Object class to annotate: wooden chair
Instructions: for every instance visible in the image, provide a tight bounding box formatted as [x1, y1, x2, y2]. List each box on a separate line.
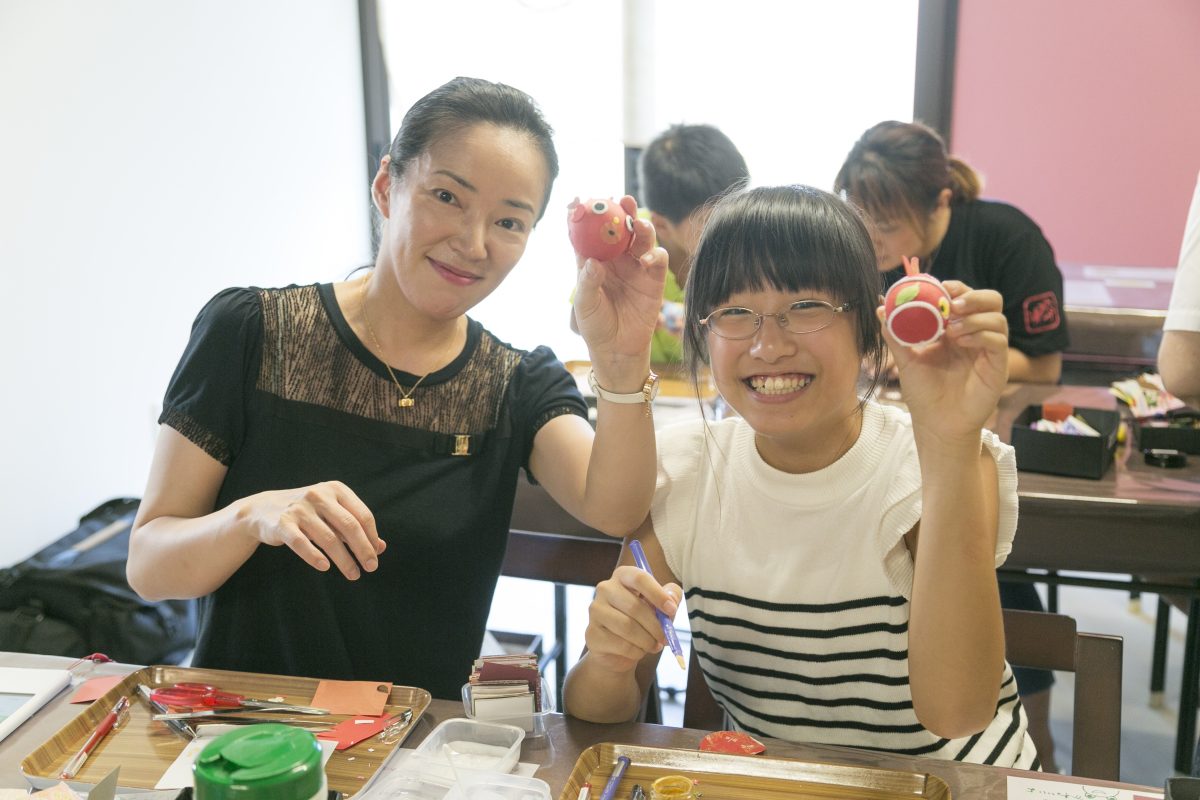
[678, 609, 1123, 781]
[1002, 608, 1123, 781]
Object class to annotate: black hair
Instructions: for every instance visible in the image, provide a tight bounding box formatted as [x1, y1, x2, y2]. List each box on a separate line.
[387, 77, 559, 221]
[682, 185, 885, 392]
[638, 124, 749, 225]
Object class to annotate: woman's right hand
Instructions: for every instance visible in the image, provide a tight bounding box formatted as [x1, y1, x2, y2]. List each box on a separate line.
[584, 564, 682, 673]
[573, 196, 668, 383]
[236, 481, 387, 580]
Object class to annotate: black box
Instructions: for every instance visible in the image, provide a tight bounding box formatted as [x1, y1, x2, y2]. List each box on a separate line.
[1166, 776, 1200, 800]
[1136, 417, 1200, 455]
[1011, 405, 1120, 480]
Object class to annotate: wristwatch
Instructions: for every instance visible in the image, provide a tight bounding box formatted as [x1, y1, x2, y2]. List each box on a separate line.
[588, 370, 660, 416]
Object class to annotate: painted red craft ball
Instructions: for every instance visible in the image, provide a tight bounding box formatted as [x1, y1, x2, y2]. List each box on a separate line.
[883, 274, 952, 347]
[699, 730, 765, 755]
[567, 197, 634, 261]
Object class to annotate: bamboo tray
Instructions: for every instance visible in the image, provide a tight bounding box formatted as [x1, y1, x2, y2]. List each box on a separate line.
[558, 743, 951, 800]
[20, 665, 431, 796]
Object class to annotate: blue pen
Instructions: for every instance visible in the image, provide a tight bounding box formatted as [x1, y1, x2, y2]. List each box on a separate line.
[628, 540, 686, 670]
[598, 755, 631, 800]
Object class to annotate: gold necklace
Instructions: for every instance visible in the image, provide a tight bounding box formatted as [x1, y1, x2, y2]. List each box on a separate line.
[359, 273, 439, 409]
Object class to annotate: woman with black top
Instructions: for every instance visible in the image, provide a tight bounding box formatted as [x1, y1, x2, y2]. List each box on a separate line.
[126, 77, 667, 700]
[836, 120, 1067, 770]
[835, 120, 1068, 384]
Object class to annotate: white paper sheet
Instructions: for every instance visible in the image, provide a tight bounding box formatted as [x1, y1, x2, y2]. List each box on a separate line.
[154, 733, 335, 790]
[1006, 775, 1163, 800]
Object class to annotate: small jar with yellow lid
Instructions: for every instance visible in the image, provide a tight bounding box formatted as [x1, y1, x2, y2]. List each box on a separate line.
[649, 775, 697, 800]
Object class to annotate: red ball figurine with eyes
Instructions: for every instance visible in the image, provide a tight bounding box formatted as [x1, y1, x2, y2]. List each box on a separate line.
[883, 255, 952, 346]
[567, 197, 634, 261]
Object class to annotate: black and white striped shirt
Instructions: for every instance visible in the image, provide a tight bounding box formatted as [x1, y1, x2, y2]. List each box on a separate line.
[651, 402, 1039, 768]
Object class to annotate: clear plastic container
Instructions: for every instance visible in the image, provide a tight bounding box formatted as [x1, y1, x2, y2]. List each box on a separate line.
[366, 770, 450, 800]
[461, 678, 553, 737]
[444, 772, 551, 800]
[411, 718, 525, 787]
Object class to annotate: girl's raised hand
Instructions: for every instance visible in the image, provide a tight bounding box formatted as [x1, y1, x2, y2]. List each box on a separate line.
[573, 196, 668, 381]
[584, 564, 682, 674]
[882, 280, 1009, 437]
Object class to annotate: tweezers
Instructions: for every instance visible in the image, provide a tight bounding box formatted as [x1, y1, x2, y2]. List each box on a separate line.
[138, 684, 197, 740]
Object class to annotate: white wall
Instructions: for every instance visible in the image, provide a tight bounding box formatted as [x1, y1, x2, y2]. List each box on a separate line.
[0, 1, 371, 564]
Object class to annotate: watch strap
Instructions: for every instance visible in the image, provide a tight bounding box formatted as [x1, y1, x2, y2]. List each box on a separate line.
[588, 370, 659, 415]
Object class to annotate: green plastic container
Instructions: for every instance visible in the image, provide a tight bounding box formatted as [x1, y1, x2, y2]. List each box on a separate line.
[194, 724, 326, 800]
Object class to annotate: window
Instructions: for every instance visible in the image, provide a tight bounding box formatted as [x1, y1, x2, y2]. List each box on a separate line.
[379, 1, 918, 362]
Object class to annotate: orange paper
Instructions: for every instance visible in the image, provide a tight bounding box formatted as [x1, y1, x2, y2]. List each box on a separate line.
[310, 679, 391, 716]
[69, 676, 125, 704]
[316, 714, 397, 750]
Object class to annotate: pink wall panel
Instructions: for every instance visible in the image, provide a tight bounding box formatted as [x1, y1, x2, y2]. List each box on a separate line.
[951, 0, 1200, 267]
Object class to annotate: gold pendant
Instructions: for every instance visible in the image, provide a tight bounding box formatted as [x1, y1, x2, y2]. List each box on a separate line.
[398, 397, 414, 408]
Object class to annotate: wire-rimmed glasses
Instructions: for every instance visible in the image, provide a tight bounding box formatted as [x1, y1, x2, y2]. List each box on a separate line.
[700, 299, 853, 340]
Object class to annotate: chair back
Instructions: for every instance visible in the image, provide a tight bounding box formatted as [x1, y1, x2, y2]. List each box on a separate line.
[681, 610, 1123, 781]
[682, 647, 724, 730]
[1002, 608, 1123, 781]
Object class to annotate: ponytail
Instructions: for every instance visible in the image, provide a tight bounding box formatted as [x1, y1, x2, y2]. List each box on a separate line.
[947, 156, 983, 203]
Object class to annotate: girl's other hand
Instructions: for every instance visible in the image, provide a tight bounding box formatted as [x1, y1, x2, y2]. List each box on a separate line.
[584, 564, 682, 674]
[881, 280, 1008, 437]
[235, 481, 387, 580]
[573, 196, 668, 381]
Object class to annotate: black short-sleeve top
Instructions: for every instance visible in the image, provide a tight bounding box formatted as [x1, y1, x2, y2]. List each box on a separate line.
[158, 283, 586, 698]
[882, 199, 1069, 357]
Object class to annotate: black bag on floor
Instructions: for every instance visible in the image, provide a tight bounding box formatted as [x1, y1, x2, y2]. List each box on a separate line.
[0, 498, 197, 664]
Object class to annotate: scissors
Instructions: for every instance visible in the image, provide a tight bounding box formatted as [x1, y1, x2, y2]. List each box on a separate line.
[150, 683, 329, 716]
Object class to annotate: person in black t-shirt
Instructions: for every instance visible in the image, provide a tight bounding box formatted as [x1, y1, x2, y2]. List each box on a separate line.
[836, 120, 1067, 771]
[835, 120, 1068, 385]
[125, 78, 669, 698]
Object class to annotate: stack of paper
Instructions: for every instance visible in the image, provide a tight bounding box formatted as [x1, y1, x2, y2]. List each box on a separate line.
[468, 654, 541, 720]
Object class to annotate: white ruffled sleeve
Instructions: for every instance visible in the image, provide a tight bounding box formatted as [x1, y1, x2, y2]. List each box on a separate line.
[877, 427, 1020, 599]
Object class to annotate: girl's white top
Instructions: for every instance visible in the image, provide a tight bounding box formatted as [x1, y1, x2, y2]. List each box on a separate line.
[652, 401, 1039, 768]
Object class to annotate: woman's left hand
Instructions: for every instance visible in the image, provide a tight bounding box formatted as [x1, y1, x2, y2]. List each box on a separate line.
[573, 196, 668, 386]
[883, 281, 1009, 437]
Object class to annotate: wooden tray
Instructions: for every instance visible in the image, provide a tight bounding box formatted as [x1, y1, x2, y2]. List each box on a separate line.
[20, 665, 431, 796]
[558, 743, 951, 800]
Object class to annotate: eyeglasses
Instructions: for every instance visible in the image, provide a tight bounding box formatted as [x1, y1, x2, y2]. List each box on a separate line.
[700, 299, 853, 340]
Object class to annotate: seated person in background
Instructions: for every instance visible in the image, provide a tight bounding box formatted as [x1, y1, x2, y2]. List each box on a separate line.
[835, 120, 1068, 385]
[1159, 170, 1200, 408]
[571, 124, 749, 364]
[564, 185, 1040, 769]
[126, 77, 667, 699]
[836, 120, 1066, 770]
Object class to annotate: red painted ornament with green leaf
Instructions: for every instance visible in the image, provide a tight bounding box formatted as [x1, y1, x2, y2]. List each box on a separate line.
[883, 256, 952, 346]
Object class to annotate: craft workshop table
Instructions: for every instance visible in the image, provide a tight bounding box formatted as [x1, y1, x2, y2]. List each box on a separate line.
[0, 651, 1162, 798]
[505, 382, 1200, 772]
[1059, 262, 1173, 383]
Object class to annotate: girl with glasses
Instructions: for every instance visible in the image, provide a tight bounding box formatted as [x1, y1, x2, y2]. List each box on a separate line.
[563, 185, 1040, 769]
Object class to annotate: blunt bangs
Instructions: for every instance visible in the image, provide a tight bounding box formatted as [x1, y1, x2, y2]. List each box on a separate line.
[683, 186, 884, 382]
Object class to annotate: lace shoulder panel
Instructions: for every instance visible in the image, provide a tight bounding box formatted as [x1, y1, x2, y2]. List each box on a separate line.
[256, 286, 522, 433]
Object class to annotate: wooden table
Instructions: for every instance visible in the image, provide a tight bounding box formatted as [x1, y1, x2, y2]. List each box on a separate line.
[505, 383, 1200, 771]
[1059, 262, 1174, 382]
[0, 652, 1162, 799]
